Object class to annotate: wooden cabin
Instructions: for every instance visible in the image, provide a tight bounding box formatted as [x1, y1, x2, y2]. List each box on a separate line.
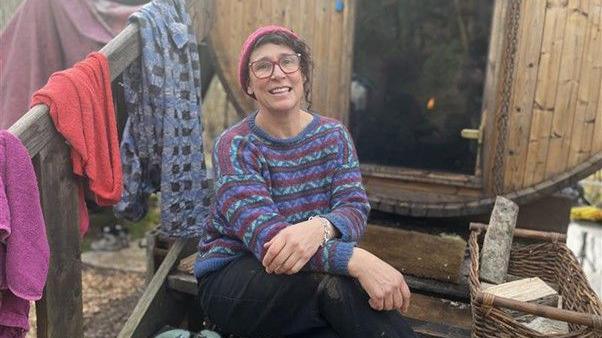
[6, 0, 602, 337]
[208, 0, 602, 219]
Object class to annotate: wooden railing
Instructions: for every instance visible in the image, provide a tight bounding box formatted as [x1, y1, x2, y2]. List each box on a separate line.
[6, 1, 213, 336]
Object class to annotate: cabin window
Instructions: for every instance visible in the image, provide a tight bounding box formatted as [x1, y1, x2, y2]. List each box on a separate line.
[351, 0, 494, 175]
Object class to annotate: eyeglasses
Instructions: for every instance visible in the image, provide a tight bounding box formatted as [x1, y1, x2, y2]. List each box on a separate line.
[249, 53, 301, 79]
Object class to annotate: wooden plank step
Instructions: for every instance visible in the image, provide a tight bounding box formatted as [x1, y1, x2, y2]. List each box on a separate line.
[167, 272, 473, 337]
[360, 224, 467, 283]
[176, 256, 471, 301]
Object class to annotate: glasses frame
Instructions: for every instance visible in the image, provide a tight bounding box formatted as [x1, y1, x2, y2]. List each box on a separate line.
[249, 53, 302, 79]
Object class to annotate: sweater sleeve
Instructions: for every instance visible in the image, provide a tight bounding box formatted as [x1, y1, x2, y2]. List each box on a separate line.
[320, 125, 370, 242]
[212, 131, 356, 275]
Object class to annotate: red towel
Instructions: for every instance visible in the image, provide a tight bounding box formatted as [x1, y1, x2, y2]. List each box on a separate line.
[30, 52, 122, 235]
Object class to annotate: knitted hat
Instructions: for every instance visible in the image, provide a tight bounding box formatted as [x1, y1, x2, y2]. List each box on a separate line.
[238, 25, 300, 99]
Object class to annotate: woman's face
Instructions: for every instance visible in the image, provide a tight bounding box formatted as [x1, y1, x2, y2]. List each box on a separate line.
[247, 43, 304, 115]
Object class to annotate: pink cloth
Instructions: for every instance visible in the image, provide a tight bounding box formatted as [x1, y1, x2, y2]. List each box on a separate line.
[0, 130, 50, 334]
[31, 52, 123, 235]
[237, 25, 300, 99]
[0, 0, 141, 129]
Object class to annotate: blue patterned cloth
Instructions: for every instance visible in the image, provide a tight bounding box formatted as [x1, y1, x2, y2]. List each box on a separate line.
[114, 0, 211, 238]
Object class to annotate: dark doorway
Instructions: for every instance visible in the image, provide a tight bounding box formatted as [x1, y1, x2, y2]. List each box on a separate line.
[351, 0, 494, 175]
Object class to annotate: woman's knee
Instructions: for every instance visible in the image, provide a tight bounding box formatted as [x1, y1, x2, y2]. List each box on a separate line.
[317, 275, 367, 306]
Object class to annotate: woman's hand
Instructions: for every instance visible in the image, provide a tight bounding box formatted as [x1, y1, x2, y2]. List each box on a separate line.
[348, 247, 411, 313]
[262, 219, 323, 274]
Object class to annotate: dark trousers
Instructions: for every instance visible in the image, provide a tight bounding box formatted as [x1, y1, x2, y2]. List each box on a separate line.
[198, 255, 416, 338]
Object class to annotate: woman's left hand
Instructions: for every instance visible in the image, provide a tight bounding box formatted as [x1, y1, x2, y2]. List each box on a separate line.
[262, 219, 323, 274]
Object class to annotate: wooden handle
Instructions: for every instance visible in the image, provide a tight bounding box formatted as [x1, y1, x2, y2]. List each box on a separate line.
[469, 222, 566, 243]
[476, 292, 602, 329]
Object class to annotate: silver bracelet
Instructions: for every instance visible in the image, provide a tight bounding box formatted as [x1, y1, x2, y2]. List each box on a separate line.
[309, 216, 331, 247]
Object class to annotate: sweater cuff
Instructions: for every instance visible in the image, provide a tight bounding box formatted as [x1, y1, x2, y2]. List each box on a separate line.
[322, 213, 352, 241]
[325, 240, 355, 275]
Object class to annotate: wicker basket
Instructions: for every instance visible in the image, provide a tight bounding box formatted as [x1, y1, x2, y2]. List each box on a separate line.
[469, 223, 602, 337]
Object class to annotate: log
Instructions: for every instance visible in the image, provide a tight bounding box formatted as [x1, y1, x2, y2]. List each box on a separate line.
[479, 196, 518, 284]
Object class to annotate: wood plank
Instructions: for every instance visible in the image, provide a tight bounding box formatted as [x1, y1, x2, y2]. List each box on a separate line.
[313, 0, 329, 116]
[145, 229, 158, 285]
[586, 1, 602, 153]
[361, 163, 483, 188]
[202, 76, 240, 169]
[593, 65, 602, 155]
[33, 137, 82, 338]
[326, 0, 343, 121]
[118, 239, 188, 338]
[544, 0, 590, 177]
[102, 23, 140, 81]
[503, 0, 547, 191]
[568, 0, 600, 167]
[359, 224, 467, 283]
[8, 105, 55, 157]
[405, 293, 472, 332]
[407, 318, 472, 338]
[524, 0, 571, 186]
[482, 0, 510, 193]
[482, 277, 557, 303]
[339, 0, 355, 127]
[364, 176, 481, 200]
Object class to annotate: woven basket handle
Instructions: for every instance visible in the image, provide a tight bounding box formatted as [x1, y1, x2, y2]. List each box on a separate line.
[469, 222, 566, 243]
[476, 291, 602, 329]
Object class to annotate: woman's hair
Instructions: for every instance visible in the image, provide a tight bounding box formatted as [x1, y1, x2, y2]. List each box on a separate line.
[248, 32, 314, 109]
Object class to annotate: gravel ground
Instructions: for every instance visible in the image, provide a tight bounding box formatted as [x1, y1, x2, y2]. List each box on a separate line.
[82, 265, 146, 337]
[27, 265, 146, 338]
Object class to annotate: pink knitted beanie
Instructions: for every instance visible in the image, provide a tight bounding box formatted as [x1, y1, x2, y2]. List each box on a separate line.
[238, 25, 300, 99]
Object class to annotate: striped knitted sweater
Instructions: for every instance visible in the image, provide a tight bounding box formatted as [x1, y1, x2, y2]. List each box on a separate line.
[194, 112, 370, 278]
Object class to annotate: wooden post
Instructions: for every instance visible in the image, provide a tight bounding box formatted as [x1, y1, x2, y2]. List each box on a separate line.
[33, 137, 83, 338]
[119, 239, 188, 338]
[480, 196, 518, 284]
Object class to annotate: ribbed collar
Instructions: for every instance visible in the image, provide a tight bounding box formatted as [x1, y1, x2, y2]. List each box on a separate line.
[248, 111, 319, 146]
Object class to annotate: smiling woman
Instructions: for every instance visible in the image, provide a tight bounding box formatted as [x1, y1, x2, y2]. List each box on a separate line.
[194, 25, 416, 337]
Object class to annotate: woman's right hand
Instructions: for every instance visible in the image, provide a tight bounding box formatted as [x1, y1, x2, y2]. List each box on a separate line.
[348, 247, 411, 313]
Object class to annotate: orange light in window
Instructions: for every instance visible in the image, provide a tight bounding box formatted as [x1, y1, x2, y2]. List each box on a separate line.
[426, 97, 436, 111]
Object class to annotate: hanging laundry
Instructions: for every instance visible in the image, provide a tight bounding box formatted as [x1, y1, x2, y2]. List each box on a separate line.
[0, 131, 50, 336]
[114, 0, 211, 238]
[30, 52, 123, 235]
[0, 0, 142, 130]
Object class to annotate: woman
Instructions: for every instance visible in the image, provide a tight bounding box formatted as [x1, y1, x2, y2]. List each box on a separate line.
[195, 25, 416, 338]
